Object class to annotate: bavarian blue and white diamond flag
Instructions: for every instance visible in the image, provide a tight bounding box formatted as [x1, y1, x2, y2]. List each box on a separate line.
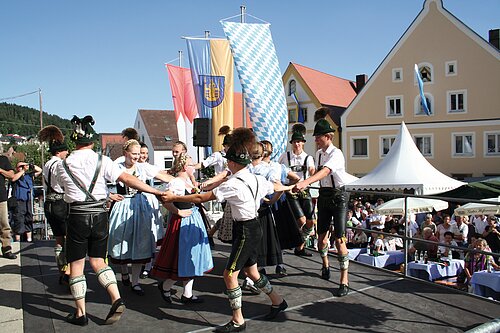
[221, 21, 288, 160]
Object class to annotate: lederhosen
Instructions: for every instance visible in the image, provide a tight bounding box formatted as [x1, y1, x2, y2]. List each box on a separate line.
[316, 152, 350, 238]
[226, 176, 263, 275]
[63, 154, 109, 263]
[285, 152, 314, 220]
[44, 159, 68, 237]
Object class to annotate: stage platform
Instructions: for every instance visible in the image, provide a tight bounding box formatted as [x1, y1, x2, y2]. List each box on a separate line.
[1, 239, 499, 333]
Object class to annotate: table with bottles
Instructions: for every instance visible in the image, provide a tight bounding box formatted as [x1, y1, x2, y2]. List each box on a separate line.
[356, 250, 405, 268]
[407, 258, 464, 281]
[470, 270, 500, 300]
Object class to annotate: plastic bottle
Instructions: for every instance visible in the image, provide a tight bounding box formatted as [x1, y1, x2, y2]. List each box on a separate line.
[424, 251, 428, 264]
[367, 237, 371, 255]
[437, 250, 441, 262]
[415, 250, 419, 263]
[419, 251, 424, 263]
[448, 247, 453, 261]
[487, 258, 492, 273]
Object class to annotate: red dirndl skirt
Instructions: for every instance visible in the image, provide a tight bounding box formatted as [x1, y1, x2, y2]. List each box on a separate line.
[151, 214, 190, 281]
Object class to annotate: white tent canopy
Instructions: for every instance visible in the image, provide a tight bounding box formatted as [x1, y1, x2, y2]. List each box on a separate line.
[345, 122, 465, 195]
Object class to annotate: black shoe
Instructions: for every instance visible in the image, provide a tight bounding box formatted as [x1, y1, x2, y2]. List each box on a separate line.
[139, 270, 149, 279]
[275, 266, 287, 277]
[264, 299, 288, 320]
[180, 295, 204, 304]
[66, 313, 88, 326]
[337, 284, 349, 297]
[2, 251, 17, 260]
[241, 280, 261, 295]
[321, 266, 330, 280]
[158, 283, 178, 303]
[105, 298, 126, 325]
[215, 321, 246, 332]
[121, 273, 131, 286]
[131, 284, 145, 296]
[294, 248, 313, 257]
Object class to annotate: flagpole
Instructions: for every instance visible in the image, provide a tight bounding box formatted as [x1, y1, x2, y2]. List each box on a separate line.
[178, 50, 182, 68]
[240, 5, 247, 128]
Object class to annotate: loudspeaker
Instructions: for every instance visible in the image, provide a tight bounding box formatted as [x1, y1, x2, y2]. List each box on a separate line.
[193, 118, 212, 147]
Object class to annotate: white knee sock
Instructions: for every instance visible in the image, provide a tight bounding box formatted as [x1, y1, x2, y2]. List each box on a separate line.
[182, 279, 194, 298]
[131, 264, 141, 286]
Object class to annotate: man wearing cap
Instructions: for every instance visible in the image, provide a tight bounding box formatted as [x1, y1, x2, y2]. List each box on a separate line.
[0, 155, 17, 259]
[278, 125, 316, 256]
[54, 116, 166, 326]
[293, 114, 353, 297]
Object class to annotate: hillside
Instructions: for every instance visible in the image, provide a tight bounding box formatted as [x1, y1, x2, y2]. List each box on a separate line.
[0, 103, 73, 137]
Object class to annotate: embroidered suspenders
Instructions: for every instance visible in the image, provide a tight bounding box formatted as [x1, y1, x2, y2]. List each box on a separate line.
[62, 153, 102, 201]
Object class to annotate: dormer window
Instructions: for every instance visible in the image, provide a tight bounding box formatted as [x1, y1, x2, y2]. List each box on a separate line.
[289, 80, 296, 96]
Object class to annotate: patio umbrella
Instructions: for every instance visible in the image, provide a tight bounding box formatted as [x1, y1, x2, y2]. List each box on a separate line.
[374, 197, 448, 215]
[453, 197, 500, 216]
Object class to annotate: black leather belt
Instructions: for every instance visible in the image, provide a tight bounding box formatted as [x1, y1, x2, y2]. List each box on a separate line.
[69, 200, 107, 214]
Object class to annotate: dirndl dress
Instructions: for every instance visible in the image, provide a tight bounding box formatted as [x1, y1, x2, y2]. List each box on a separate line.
[257, 203, 283, 267]
[108, 192, 157, 264]
[273, 197, 303, 250]
[152, 204, 213, 280]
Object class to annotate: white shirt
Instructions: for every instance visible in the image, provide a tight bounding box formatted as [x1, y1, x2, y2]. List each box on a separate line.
[278, 150, 314, 182]
[472, 215, 488, 234]
[43, 156, 64, 193]
[451, 223, 468, 242]
[202, 151, 227, 175]
[213, 168, 273, 221]
[315, 144, 354, 188]
[55, 149, 123, 203]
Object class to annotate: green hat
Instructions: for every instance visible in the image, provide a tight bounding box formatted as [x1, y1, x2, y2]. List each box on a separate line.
[225, 146, 251, 166]
[289, 131, 306, 143]
[70, 115, 97, 145]
[313, 119, 335, 136]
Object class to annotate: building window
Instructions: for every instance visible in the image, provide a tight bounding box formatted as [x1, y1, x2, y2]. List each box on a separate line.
[452, 133, 474, 157]
[351, 137, 368, 158]
[380, 136, 396, 157]
[386, 96, 403, 117]
[414, 93, 433, 116]
[392, 68, 403, 82]
[447, 90, 467, 113]
[137, 121, 140, 129]
[288, 80, 296, 96]
[445, 61, 457, 76]
[300, 108, 308, 123]
[485, 132, 500, 156]
[164, 157, 174, 169]
[417, 63, 433, 83]
[288, 108, 297, 123]
[289, 108, 308, 123]
[414, 135, 433, 157]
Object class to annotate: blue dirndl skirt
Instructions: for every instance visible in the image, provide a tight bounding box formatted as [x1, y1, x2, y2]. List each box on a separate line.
[108, 193, 157, 264]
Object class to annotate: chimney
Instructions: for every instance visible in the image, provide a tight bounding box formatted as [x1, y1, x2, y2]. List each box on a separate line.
[355, 74, 367, 93]
[489, 29, 499, 50]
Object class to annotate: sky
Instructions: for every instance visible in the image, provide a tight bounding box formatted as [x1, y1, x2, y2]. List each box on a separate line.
[1, 0, 498, 133]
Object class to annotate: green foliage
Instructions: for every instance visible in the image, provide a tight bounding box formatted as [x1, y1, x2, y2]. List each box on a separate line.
[0, 102, 73, 138]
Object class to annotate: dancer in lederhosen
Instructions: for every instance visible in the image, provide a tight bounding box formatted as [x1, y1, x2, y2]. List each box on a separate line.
[161, 128, 291, 333]
[38, 125, 71, 284]
[293, 114, 355, 297]
[278, 124, 316, 257]
[54, 116, 166, 326]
